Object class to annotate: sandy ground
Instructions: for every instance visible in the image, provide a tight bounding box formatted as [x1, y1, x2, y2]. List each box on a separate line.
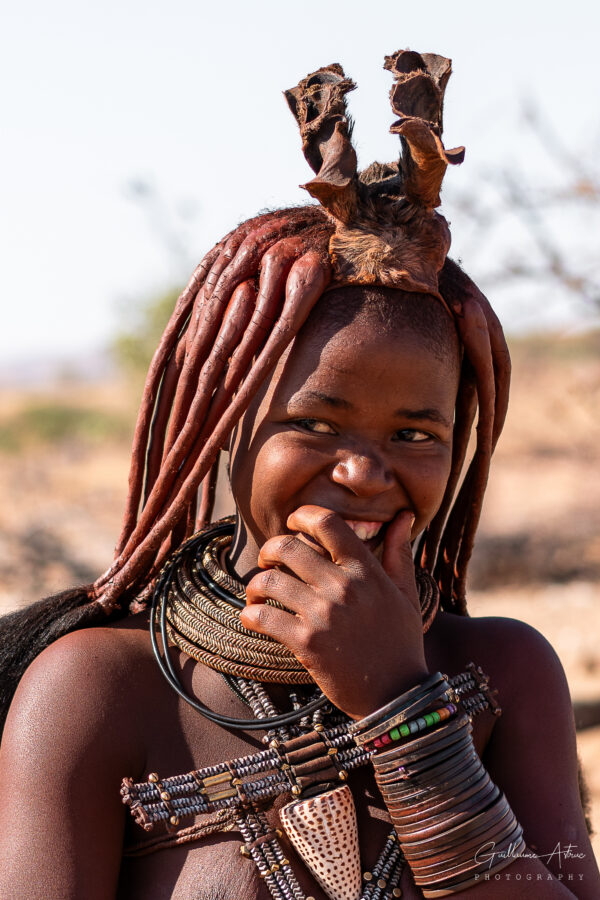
[1, 335, 599, 862]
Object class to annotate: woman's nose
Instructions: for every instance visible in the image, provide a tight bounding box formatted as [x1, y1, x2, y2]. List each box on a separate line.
[330, 448, 395, 497]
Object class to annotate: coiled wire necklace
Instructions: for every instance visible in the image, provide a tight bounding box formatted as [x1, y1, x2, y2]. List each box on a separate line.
[150, 517, 440, 732]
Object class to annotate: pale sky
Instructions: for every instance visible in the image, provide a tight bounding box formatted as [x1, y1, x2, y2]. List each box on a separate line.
[2, 0, 599, 370]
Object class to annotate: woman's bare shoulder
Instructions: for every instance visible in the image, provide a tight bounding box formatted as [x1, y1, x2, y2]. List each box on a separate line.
[0, 614, 160, 899]
[2, 612, 158, 770]
[433, 609, 567, 700]
[29, 606, 152, 669]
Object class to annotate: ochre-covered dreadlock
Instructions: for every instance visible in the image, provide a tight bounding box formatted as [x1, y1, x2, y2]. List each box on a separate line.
[94, 208, 334, 611]
[0, 48, 510, 733]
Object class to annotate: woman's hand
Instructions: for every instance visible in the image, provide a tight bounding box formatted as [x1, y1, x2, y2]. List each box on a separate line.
[240, 504, 430, 719]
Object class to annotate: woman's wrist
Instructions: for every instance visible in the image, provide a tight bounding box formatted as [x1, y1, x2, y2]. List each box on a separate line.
[350, 670, 442, 730]
[348, 665, 432, 721]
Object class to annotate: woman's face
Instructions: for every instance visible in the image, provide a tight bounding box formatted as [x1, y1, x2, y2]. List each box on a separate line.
[228, 304, 460, 580]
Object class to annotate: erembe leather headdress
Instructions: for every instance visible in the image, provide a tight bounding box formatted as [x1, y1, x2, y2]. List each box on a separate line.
[88, 49, 510, 616]
[285, 50, 464, 296]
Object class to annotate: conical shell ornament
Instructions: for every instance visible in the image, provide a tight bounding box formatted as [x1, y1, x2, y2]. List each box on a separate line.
[279, 785, 362, 900]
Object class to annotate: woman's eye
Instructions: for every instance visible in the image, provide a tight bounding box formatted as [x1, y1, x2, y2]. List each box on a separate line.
[394, 428, 431, 443]
[295, 418, 336, 434]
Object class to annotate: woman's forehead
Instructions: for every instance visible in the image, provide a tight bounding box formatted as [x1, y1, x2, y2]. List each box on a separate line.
[266, 313, 459, 410]
[240, 286, 461, 431]
[297, 284, 459, 363]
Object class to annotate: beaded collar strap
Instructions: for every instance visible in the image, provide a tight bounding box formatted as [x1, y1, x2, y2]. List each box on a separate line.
[122, 665, 501, 899]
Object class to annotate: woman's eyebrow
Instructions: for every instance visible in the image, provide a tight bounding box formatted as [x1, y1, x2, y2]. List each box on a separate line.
[289, 390, 352, 410]
[395, 407, 452, 428]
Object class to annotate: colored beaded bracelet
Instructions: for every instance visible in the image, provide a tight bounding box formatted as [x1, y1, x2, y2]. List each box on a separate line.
[368, 703, 457, 751]
[361, 688, 456, 744]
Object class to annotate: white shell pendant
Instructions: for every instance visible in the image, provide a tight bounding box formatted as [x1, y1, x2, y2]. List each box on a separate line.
[279, 785, 362, 900]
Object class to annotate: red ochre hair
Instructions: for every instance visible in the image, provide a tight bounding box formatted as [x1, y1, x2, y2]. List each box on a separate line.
[87, 49, 510, 618]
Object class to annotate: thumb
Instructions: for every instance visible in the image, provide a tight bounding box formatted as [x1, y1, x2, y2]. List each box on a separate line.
[381, 510, 416, 588]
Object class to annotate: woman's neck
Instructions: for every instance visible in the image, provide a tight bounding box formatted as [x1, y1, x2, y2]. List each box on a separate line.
[225, 516, 261, 585]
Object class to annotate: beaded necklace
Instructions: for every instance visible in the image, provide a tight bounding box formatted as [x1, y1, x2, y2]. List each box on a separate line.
[123, 667, 494, 898]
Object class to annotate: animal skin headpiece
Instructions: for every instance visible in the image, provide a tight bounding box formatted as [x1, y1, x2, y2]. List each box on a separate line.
[285, 51, 465, 297]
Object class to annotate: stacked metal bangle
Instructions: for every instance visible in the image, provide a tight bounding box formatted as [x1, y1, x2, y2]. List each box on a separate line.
[352, 674, 526, 897]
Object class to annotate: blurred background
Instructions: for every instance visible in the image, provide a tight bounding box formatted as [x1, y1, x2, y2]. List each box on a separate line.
[2, 0, 599, 860]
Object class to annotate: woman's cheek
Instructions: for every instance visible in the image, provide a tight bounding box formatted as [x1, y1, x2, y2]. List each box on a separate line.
[249, 439, 310, 534]
[407, 454, 452, 529]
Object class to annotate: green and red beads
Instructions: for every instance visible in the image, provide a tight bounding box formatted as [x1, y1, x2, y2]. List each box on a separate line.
[370, 703, 458, 752]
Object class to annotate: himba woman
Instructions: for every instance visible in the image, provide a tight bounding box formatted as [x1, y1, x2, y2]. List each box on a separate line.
[0, 48, 598, 900]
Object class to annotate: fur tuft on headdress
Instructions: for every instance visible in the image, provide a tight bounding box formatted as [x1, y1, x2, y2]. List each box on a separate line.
[285, 50, 465, 296]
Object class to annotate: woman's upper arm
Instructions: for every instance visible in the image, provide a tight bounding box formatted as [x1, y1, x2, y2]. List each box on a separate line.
[0, 628, 145, 900]
[482, 618, 600, 896]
